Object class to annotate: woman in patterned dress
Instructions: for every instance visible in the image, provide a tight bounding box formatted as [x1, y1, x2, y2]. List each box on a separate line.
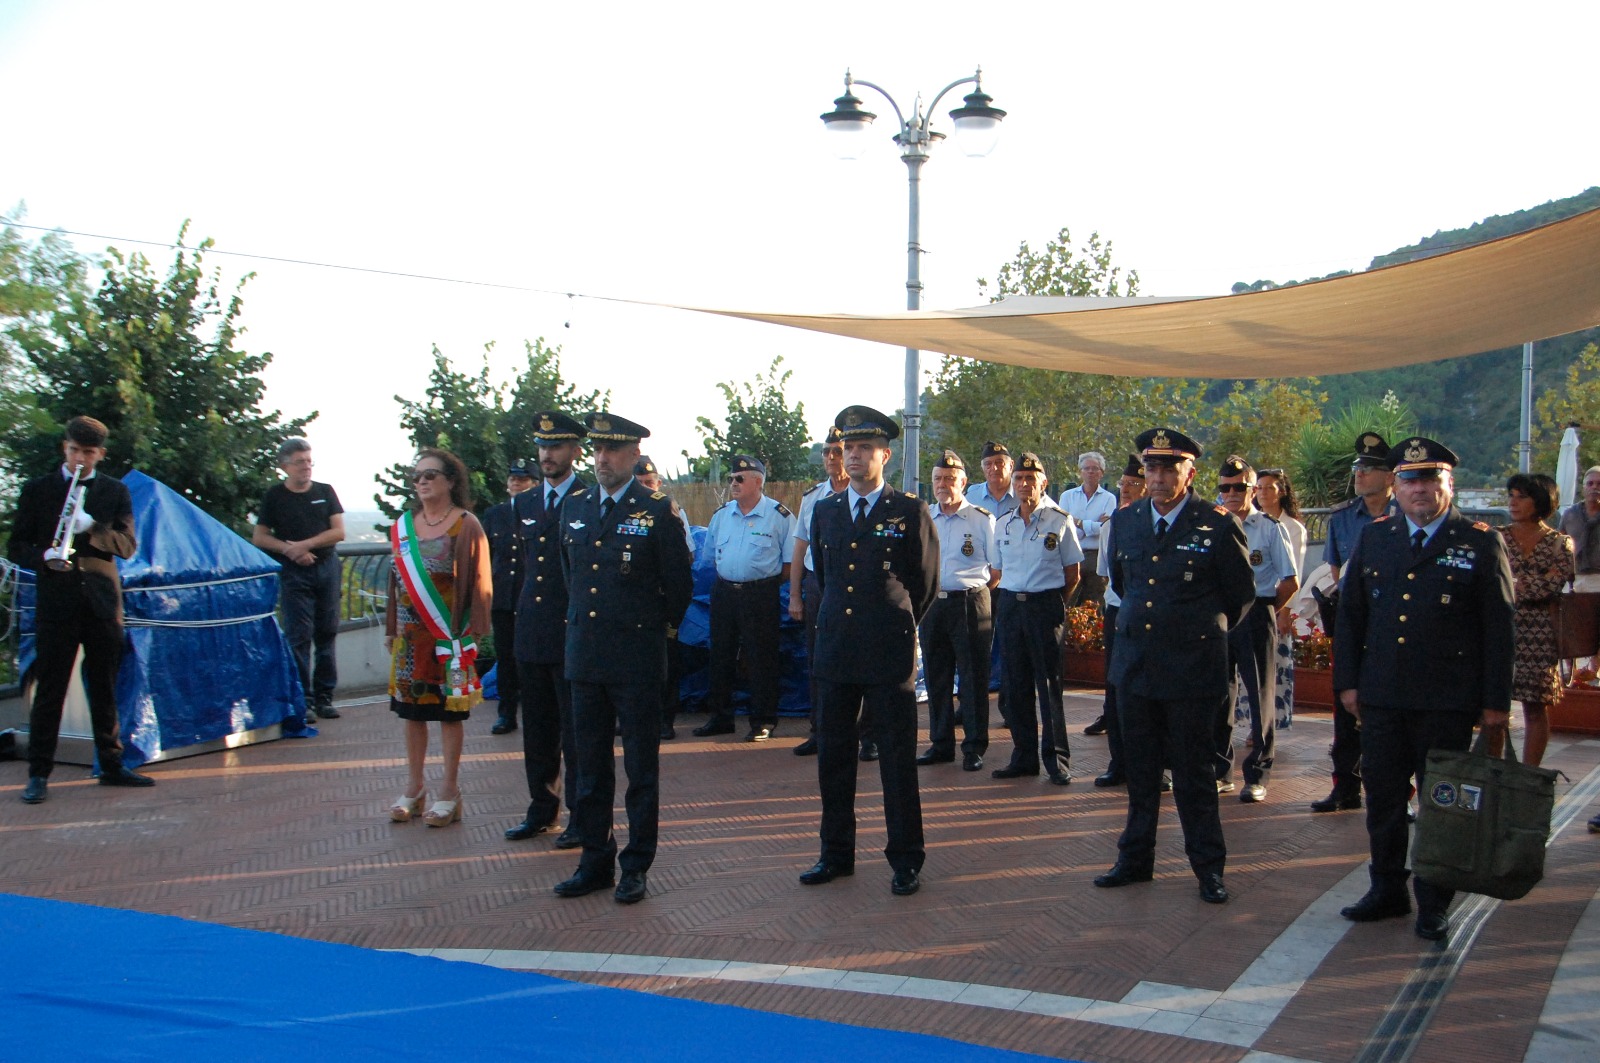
[1255, 469, 1306, 729]
[385, 448, 492, 824]
[1494, 473, 1573, 767]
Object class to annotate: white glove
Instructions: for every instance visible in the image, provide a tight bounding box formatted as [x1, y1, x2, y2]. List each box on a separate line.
[70, 506, 95, 534]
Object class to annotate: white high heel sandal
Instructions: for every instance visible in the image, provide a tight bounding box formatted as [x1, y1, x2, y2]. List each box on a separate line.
[390, 789, 428, 823]
[423, 792, 463, 827]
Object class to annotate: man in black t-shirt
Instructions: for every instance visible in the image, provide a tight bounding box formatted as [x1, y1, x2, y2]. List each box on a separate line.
[253, 438, 346, 720]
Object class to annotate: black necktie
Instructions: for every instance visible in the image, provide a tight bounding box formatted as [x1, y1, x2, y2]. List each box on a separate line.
[854, 497, 868, 528]
[1155, 517, 1169, 540]
[601, 497, 614, 522]
[1412, 528, 1426, 557]
[547, 488, 558, 512]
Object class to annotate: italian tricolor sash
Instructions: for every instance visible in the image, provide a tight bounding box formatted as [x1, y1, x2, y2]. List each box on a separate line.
[392, 512, 480, 700]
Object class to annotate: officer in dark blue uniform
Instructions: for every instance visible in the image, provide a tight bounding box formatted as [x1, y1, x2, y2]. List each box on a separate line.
[553, 412, 694, 905]
[1095, 428, 1254, 905]
[505, 412, 591, 844]
[1333, 437, 1514, 941]
[799, 405, 939, 897]
[482, 457, 537, 735]
[1313, 431, 1399, 813]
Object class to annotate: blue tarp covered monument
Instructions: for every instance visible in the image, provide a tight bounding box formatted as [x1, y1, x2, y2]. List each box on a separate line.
[16, 470, 307, 768]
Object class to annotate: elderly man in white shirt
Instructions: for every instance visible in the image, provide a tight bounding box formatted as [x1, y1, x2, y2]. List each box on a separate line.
[1059, 451, 1117, 609]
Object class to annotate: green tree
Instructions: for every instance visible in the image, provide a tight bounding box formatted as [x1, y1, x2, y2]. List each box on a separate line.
[692, 355, 810, 482]
[1291, 391, 1420, 507]
[1532, 342, 1600, 475]
[1205, 379, 1329, 493]
[6, 221, 313, 532]
[378, 338, 604, 519]
[930, 226, 1205, 479]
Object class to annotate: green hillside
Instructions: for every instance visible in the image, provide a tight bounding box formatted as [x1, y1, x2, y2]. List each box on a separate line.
[1230, 187, 1600, 486]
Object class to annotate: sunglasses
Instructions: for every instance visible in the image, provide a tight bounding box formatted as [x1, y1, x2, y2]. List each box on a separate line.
[822, 448, 843, 457]
[727, 474, 751, 485]
[411, 469, 446, 483]
[1217, 483, 1251, 494]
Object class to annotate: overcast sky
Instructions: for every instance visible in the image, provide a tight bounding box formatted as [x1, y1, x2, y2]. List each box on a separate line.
[3, 1, 1597, 508]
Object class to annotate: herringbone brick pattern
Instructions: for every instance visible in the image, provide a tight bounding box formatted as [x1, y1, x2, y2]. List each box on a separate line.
[2, 689, 1597, 1063]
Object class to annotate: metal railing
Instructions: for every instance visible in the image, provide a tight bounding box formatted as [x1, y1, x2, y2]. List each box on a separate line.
[337, 542, 390, 632]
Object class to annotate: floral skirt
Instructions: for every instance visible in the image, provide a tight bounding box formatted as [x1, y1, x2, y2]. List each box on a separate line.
[1233, 632, 1295, 730]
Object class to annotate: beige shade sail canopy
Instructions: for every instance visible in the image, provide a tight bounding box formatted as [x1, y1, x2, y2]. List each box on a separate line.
[686, 207, 1600, 379]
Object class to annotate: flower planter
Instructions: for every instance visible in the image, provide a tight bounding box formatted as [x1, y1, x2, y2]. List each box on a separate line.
[1061, 648, 1107, 688]
[1551, 684, 1600, 736]
[1293, 667, 1335, 712]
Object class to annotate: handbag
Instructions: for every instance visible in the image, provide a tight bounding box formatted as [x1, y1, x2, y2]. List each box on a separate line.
[1411, 729, 1557, 900]
[1556, 589, 1600, 659]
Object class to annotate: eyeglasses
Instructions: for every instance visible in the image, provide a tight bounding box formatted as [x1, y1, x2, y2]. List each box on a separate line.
[822, 448, 843, 457]
[1217, 483, 1251, 494]
[411, 469, 445, 483]
[727, 474, 749, 485]
[1351, 463, 1385, 474]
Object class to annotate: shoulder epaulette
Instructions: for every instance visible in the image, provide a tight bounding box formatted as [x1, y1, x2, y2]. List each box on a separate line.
[1473, 520, 1490, 532]
[774, 502, 792, 517]
[972, 505, 992, 518]
[1329, 497, 1358, 513]
[904, 491, 918, 499]
[1263, 511, 1282, 524]
[1213, 504, 1231, 517]
[1373, 514, 1392, 523]
[651, 490, 666, 501]
[802, 483, 821, 497]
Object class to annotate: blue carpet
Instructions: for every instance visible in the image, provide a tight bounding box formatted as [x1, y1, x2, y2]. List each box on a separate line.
[1, 893, 1065, 1062]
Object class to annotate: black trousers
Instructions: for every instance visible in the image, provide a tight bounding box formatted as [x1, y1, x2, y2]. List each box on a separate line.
[1319, 591, 1362, 795]
[516, 658, 574, 827]
[815, 678, 924, 872]
[997, 591, 1069, 775]
[279, 555, 341, 710]
[1232, 599, 1277, 787]
[918, 589, 992, 756]
[1117, 691, 1226, 877]
[491, 608, 520, 724]
[1359, 705, 1474, 914]
[706, 576, 781, 729]
[570, 680, 661, 874]
[803, 570, 823, 732]
[29, 612, 126, 777]
[1102, 606, 1124, 776]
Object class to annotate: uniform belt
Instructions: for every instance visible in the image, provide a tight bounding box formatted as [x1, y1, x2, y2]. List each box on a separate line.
[718, 575, 781, 590]
[999, 589, 1061, 601]
[937, 587, 986, 599]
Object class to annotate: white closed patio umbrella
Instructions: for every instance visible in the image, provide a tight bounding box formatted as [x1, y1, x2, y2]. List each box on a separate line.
[1557, 424, 1581, 509]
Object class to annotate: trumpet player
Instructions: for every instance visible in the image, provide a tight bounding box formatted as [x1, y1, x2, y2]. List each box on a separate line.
[7, 415, 149, 804]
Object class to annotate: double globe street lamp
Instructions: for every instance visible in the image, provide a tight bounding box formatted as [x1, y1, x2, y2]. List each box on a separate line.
[820, 68, 1006, 492]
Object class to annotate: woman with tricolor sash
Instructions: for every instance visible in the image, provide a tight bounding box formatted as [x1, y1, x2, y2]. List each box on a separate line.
[385, 448, 493, 826]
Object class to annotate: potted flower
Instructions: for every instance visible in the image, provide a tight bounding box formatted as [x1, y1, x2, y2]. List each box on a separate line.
[1061, 604, 1106, 687]
[1290, 621, 1335, 711]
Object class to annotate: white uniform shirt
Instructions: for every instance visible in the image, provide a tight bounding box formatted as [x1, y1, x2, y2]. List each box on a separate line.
[930, 501, 997, 590]
[1059, 483, 1117, 551]
[706, 494, 795, 582]
[995, 498, 1084, 593]
[1241, 508, 1297, 597]
[795, 478, 845, 572]
[965, 482, 1019, 521]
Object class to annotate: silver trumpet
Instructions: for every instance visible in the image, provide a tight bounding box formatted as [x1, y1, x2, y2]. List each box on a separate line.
[43, 463, 87, 572]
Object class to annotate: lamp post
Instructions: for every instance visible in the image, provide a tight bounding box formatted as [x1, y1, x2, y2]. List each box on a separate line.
[820, 68, 1006, 493]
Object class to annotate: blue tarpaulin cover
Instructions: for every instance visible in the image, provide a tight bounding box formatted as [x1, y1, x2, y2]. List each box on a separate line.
[17, 470, 307, 767]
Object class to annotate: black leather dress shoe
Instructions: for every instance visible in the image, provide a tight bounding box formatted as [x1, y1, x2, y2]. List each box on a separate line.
[799, 859, 854, 885]
[314, 705, 342, 720]
[505, 819, 557, 841]
[793, 737, 818, 756]
[615, 870, 648, 904]
[693, 718, 736, 737]
[1083, 715, 1108, 736]
[746, 726, 773, 743]
[491, 717, 516, 735]
[1198, 873, 1229, 904]
[1047, 771, 1072, 786]
[1159, 775, 1173, 793]
[1310, 789, 1362, 813]
[553, 868, 616, 898]
[1093, 861, 1154, 888]
[991, 765, 1038, 779]
[916, 750, 954, 766]
[858, 742, 879, 762]
[1415, 910, 1449, 941]
[21, 776, 47, 804]
[1340, 889, 1412, 922]
[99, 769, 156, 787]
[1093, 771, 1124, 788]
[1240, 784, 1267, 803]
[553, 827, 582, 850]
[962, 753, 983, 772]
[660, 724, 676, 741]
[890, 868, 921, 896]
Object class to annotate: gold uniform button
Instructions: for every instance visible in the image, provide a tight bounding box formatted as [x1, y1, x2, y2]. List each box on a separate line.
[1406, 572, 1415, 580]
[848, 564, 855, 571]
[850, 542, 857, 549]
[537, 556, 545, 562]
[589, 610, 597, 618]
[534, 596, 542, 603]
[536, 575, 543, 582]
[845, 608, 853, 616]
[1148, 578, 1156, 585]
[1399, 615, 1407, 622]
[592, 563, 599, 570]
[1151, 555, 1160, 562]
[1402, 593, 1411, 600]
[591, 587, 598, 594]
[1145, 623, 1152, 630]
[1397, 636, 1406, 644]
[847, 586, 854, 593]
[594, 540, 602, 548]
[539, 536, 547, 543]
